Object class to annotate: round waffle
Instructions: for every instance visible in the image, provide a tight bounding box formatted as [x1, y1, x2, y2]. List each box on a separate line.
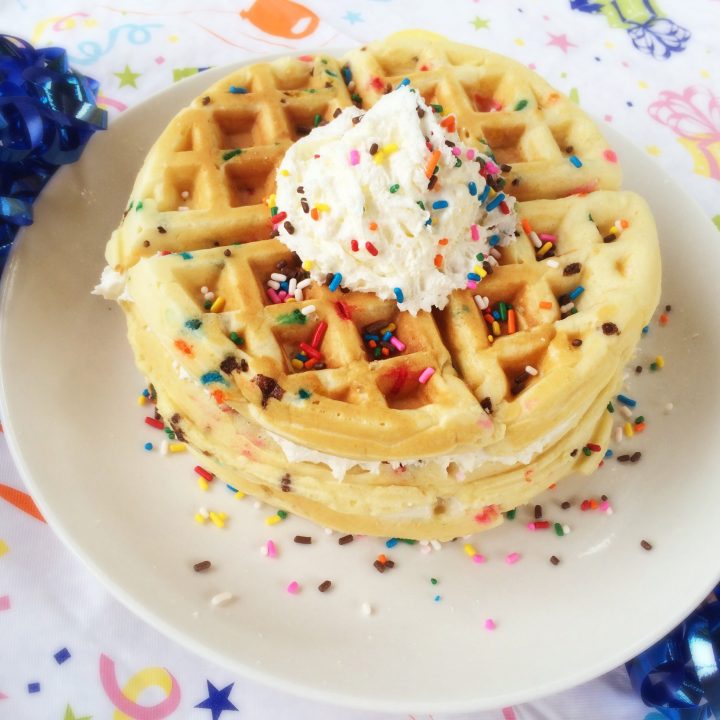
[101, 32, 661, 539]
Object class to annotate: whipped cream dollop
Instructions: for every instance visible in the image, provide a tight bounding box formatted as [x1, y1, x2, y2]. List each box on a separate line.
[274, 85, 517, 314]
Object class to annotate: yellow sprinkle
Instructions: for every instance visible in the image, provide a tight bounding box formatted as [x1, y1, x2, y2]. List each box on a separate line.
[609, 225, 618, 235]
[210, 296, 226, 313]
[267, 193, 276, 207]
[194, 513, 206, 524]
[280, 169, 289, 176]
[379, 323, 396, 334]
[373, 150, 386, 164]
[655, 355, 665, 368]
[537, 241, 553, 257]
[234, 491, 245, 499]
[464, 543, 477, 557]
[383, 143, 398, 155]
[316, 203, 330, 212]
[487, 334, 494, 344]
[209, 511, 225, 528]
[624, 421, 634, 437]
[218, 512, 228, 520]
[169, 443, 186, 453]
[198, 478, 209, 491]
[478, 267, 488, 278]
[265, 514, 281, 526]
[137, 395, 146, 406]
[492, 320, 501, 336]
[291, 358, 304, 370]
[302, 260, 314, 271]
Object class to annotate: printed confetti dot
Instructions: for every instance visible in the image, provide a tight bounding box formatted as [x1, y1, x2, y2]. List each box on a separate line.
[27, 682, 40, 694]
[54, 647, 71, 665]
[0, 595, 9, 612]
[0, 540, 8, 557]
[646, 145, 662, 157]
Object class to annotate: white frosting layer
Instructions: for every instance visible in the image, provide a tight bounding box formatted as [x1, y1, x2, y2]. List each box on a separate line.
[275, 86, 517, 314]
[267, 417, 575, 481]
[93, 265, 131, 302]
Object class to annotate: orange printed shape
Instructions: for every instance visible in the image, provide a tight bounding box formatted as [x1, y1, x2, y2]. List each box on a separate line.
[0, 484, 46, 523]
[240, 0, 319, 39]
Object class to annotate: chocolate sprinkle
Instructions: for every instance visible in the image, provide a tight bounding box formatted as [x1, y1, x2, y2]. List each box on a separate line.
[534, 504, 542, 519]
[601, 322, 619, 335]
[143, 240, 150, 247]
[283, 221, 295, 234]
[630, 451, 642, 463]
[563, 262, 582, 276]
[201, 96, 211, 106]
[561, 501, 571, 510]
[220, 356, 240, 375]
[296, 185, 305, 194]
[294, 535, 312, 544]
[224, 249, 232, 257]
[570, 449, 578, 457]
[338, 534, 354, 545]
[550, 555, 560, 565]
[641, 540, 653, 551]
[157, 226, 167, 234]
[280, 473, 292, 492]
[169, 413, 186, 442]
[480, 396, 493, 414]
[617, 454, 631, 462]
[253, 374, 284, 407]
[373, 560, 385, 573]
[318, 580, 332, 592]
[571, 338, 583, 347]
[369, 143, 379, 155]
[427, 174, 438, 190]
[333, 108, 342, 118]
[603, 233, 617, 243]
[193, 560, 211, 572]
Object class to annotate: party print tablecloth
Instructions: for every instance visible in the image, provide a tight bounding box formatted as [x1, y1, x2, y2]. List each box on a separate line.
[1, 1, 718, 718]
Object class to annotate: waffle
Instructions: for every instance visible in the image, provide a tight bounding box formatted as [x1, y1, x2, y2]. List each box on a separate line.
[101, 33, 661, 539]
[343, 31, 622, 201]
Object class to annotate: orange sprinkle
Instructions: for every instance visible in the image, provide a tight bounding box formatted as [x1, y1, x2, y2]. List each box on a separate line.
[369, 221, 378, 231]
[304, 357, 318, 369]
[659, 313, 669, 326]
[507, 308, 517, 334]
[539, 301, 553, 310]
[620, 218, 629, 229]
[381, 347, 390, 357]
[440, 115, 456, 132]
[521, 218, 532, 235]
[548, 483, 557, 490]
[174, 339, 193, 356]
[589, 499, 599, 510]
[434, 254, 443, 268]
[635, 422, 646, 433]
[547, 92, 560, 104]
[378, 554, 387, 564]
[438, 238, 449, 246]
[211, 389, 226, 405]
[425, 149, 441, 178]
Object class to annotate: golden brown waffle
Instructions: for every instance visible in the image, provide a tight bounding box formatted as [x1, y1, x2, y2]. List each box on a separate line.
[343, 31, 622, 201]
[125, 191, 659, 461]
[107, 54, 354, 273]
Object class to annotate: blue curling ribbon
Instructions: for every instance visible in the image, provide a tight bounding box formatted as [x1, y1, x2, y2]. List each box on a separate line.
[0, 34, 107, 273]
[626, 584, 720, 720]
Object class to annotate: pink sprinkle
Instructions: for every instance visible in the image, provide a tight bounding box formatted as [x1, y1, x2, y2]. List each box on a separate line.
[466, 148, 476, 160]
[266, 288, 281, 304]
[484, 618, 497, 631]
[349, 149, 360, 165]
[485, 160, 500, 175]
[472, 553, 486, 564]
[604, 148, 618, 163]
[266, 540, 276, 558]
[390, 336, 406, 352]
[286, 581, 299, 594]
[599, 500, 612, 513]
[418, 367, 435, 384]
[451, 146, 461, 156]
[470, 223, 479, 241]
[277, 290, 287, 300]
[505, 552, 521, 565]
[538, 233, 556, 242]
[467, 280, 478, 290]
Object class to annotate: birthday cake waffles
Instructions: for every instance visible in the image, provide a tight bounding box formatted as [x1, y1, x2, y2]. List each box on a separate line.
[97, 31, 661, 541]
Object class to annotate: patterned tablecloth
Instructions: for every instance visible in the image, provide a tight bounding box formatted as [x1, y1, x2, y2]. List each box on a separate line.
[1, 1, 718, 718]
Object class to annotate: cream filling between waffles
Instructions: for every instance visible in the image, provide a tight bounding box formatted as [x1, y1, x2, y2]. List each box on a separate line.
[274, 85, 517, 315]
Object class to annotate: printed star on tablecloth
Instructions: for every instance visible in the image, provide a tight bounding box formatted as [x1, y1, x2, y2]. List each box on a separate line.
[195, 681, 239, 720]
[63, 705, 92, 720]
[343, 11, 363, 24]
[113, 65, 141, 89]
[470, 16, 490, 30]
[546, 32, 578, 54]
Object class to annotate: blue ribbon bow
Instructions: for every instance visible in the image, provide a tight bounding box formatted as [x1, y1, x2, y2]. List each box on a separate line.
[0, 34, 106, 272]
[626, 585, 720, 720]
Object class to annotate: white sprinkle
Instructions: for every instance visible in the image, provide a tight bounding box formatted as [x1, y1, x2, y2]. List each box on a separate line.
[177, 206, 189, 211]
[301, 304, 316, 316]
[529, 230, 542, 248]
[287, 277, 297, 294]
[160, 440, 168, 455]
[664, 402, 674, 413]
[562, 524, 571, 535]
[525, 365, 538, 376]
[605, 506, 614, 516]
[271, 272, 287, 282]
[324, 527, 333, 535]
[560, 302, 574, 314]
[253, 501, 262, 510]
[260, 545, 268, 556]
[489, 248, 502, 259]
[266, 280, 280, 290]
[430, 539, 442, 551]
[204, 291, 214, 301]
[546, 259, 559, 268]
[211, 591, 233, 607]
[296, 278, 312, 290]
[200, 286, 209, 294]
[294, 289, 304, 301]
[474, 295, 489, 312]
[487, 255, 499, 267]
[198, 506, 210, 519]
[361, 602, 373, 616]
[420, 544, 432, 554]
[180, 190, 190, 199]
[620, 405, 633, 419]
[614, 426, 623, 443]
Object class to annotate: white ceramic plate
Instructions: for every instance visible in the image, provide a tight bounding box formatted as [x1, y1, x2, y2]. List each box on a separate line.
[2, 58, 720, 714]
